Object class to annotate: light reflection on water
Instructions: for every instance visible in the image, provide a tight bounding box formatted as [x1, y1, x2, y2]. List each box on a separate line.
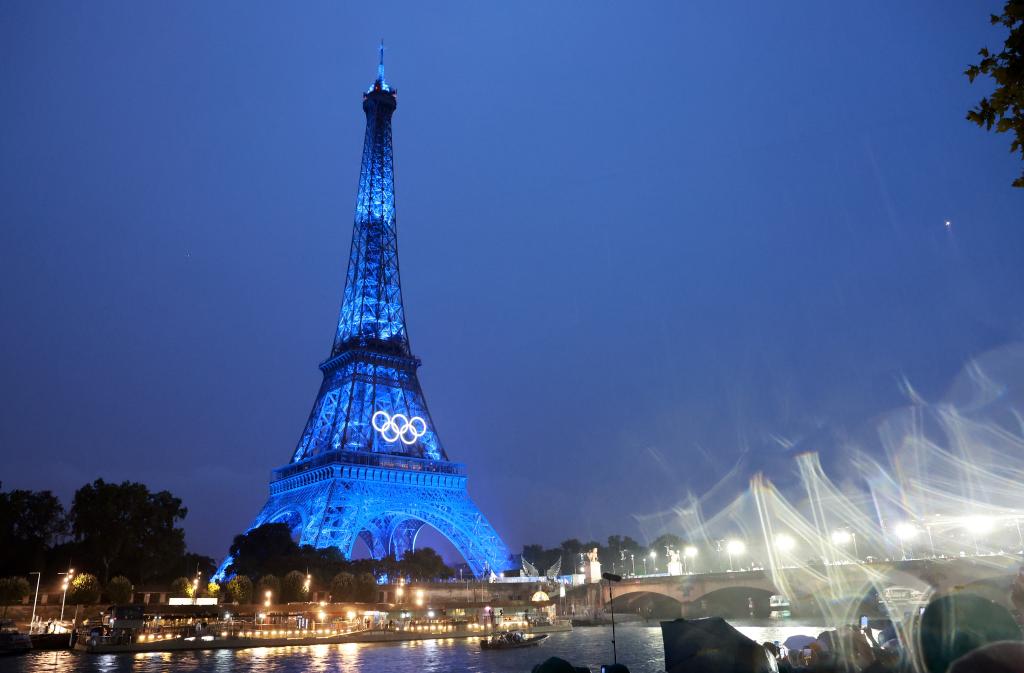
[8, 621, 828, 673]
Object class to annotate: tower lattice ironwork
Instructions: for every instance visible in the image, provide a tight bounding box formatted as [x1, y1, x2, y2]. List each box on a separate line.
[214, 48, 513, 579]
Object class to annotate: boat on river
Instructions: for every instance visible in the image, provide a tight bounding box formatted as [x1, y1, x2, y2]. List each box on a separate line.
[0, 621, 32, 656]
[480, 631, 548, 650]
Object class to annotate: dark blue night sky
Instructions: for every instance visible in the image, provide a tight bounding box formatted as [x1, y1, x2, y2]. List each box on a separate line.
[2, 2, 1022, 560]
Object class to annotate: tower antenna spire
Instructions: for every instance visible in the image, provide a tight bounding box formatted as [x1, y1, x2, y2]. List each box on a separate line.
[377, 39, 385, 86]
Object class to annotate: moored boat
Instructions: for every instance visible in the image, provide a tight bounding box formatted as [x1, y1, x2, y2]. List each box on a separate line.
[30, 631, 77, 650]
[0, 621, 32, 656]
[481, 631, 548, 650]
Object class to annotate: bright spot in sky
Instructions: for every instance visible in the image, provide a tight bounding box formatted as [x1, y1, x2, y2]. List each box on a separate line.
[774, 534, 796, 552]
[944, 220, 952, 228]
[726, 539, 746, 555]
[963, 515, 994, 533]
[894, 523, 918, 540]
[831, 530, 852, 545]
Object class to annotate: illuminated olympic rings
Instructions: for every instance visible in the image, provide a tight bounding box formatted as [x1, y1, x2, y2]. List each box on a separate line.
[371, 410, 427, 445]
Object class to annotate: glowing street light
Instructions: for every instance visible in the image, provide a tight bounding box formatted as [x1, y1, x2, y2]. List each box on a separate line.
[683, 546, 698, 574]
[894, 523, 917, 540]
[264, 589, 272, 608]
[726, 539, 745, 571]
[649, 550, 657, 573]
[963, 515, 995, 555]
[303, 573, 312, 594]
[894, 523, 917, 560]
[775, 534, 796, 553]
[831, 529, 859, 561]
[964, 515, 995, 533]
[415, 589, 424, 607]
[59, 567, 75, 621]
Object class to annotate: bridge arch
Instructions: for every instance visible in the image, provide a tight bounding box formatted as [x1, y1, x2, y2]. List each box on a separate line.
[694, 586, 777, 618]
[611, 590, 686, 619]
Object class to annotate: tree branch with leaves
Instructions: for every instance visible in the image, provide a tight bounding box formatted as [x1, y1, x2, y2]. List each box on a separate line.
[966, 1, 1024, 187]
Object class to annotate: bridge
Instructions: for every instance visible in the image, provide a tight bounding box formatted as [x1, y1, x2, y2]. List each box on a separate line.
[566, 556, 1021, 619]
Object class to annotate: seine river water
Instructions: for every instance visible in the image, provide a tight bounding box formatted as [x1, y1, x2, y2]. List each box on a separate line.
[8, 621, 828, 673]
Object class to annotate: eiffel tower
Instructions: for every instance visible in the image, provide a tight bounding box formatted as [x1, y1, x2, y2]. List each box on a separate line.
[215, 47, 513, 579]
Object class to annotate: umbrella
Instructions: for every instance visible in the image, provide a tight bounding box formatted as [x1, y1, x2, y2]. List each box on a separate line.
[782, 635, 816, 651]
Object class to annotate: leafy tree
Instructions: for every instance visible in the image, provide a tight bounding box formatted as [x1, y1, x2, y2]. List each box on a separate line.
[70, 479, 187, 583]
[257, 575, 280, 603]
[169, 577, 191, 598]
[69, 573, 101, 605]
[330, 572, 355, 601]
[521, 544, 563, 576]
[176, 553, 216, 583]
[558, 538, 585, 574]
[966, 1, 1024, 187]
[106, 576, 133, 604]
[226, 524, 299, 577]
[226, 575, 253, 604]
[0, 490, 68, 575]
[522, 544, 545, 564]
[399, 548, 453, 581]
[281, 570, 308, 602]
[0, 576, 31, 617]
[649, 534, 684, 555]
[374, 554, 401, 584]
[603, 535, 644, 572]
[607, 535, 642, 554]
[206, 582, 220, 599]
[354, 572, 379, 602]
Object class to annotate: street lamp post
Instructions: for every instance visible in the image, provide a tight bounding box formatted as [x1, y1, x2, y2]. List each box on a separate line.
[630, 553, 635, 576]
[684, 546, 698, 574]
[964, 516, 994, 556]
[775, 534, 796, 564]
[601, 572, 622, 666]
[649, 550, 657, 574]
[894, 523, 917, 560]
[726, 540, 745, 572]
[641, 558, 647, 575]
[28, 572, 41, 634]
[831, 530, 858, 562]
[59, 567, 75, 622]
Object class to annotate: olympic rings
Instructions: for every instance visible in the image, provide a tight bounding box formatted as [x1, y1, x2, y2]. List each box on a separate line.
[371, 410, 427, 445]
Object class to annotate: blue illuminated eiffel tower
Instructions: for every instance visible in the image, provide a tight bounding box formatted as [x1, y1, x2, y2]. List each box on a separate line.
[214, 47, 513, 579]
